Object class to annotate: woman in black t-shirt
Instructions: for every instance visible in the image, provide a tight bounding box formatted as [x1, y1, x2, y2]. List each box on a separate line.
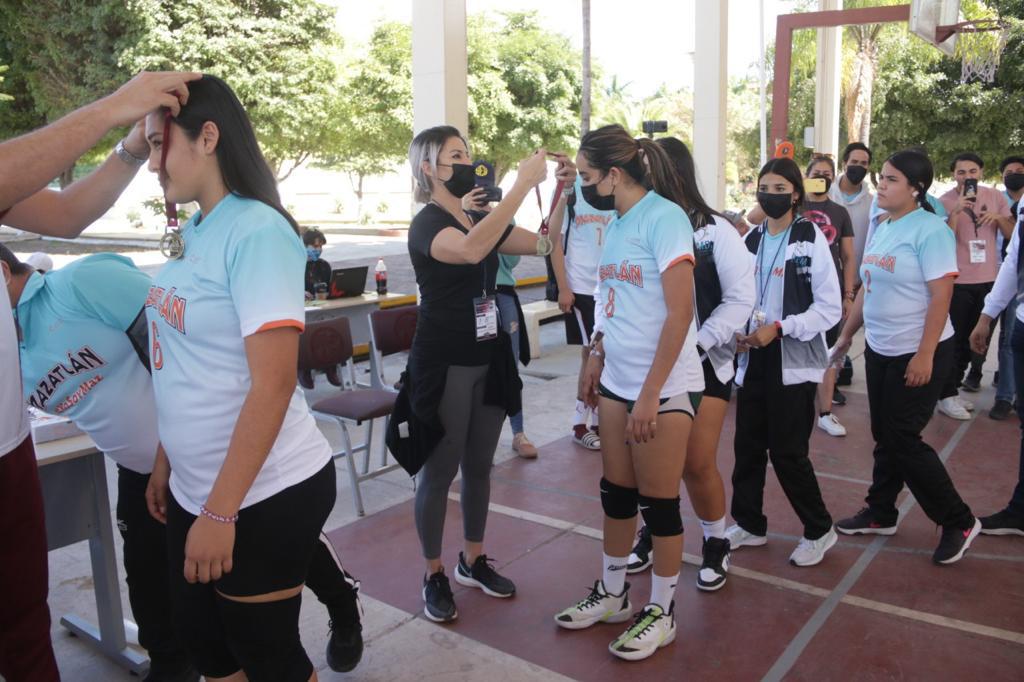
[395, 125, 572, 623]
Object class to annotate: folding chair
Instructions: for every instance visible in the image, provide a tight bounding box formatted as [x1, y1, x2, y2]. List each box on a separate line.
[300, 317, 399, 516]
[367, 305, 419, 391]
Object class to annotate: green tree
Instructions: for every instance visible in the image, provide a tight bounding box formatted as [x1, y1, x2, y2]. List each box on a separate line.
[122, 0, 342, 180]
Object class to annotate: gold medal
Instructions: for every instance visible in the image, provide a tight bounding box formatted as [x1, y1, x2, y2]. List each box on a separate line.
[160, 230, 185, 260]
[535, 234, 553, 257]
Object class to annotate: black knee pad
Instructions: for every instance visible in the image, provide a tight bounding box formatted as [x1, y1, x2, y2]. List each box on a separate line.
[600, 477, 639, 519]
[638, 495, 683, 536]
[217, 593, 312, 682]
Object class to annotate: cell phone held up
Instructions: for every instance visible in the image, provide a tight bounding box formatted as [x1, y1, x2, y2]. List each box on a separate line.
[804, 177, 827, 194]
[963, 178, 979, 201]
[478, 185, 502, 203]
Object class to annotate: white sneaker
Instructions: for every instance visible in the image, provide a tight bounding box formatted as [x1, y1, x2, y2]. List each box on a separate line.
[724, 524, 767, 550]
[554, 580, 631, 630]
[608, 602, 676, 661]
[957, 396, 975, 412]
[789, 528, 838, 567]
[938, 397, 971, 421]
[817, 413, 847, 437]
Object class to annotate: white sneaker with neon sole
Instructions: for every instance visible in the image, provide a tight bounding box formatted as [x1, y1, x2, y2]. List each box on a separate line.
[554, 580, 631, 630]
[608, 602, 676, 661]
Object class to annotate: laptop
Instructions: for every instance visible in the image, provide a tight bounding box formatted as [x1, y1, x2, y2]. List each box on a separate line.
[327, 266, 368, 299]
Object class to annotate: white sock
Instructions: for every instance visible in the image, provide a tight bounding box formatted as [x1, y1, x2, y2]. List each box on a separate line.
[574, 400, 587, 427]
[602, 553, 628, 596]
[700, 516, 727, 541]
[650, 572, 678, 612]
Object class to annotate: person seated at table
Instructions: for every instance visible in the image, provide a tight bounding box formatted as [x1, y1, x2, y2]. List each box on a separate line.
[303, 227, 331, 300]
[2, 214, 364, 679]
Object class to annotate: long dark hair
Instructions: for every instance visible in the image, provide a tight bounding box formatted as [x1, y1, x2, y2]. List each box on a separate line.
[578, 124, 689, 213]
[170, 74, 299, 235]
[758, 157, 806, 209]
[887, 150, 935, 214]
[656, 137, 725, 228]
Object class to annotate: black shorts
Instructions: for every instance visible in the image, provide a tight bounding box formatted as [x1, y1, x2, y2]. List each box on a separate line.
[167, 460, 336, 597]
[701, 357, 733, 402]
[564, 293, 596, 346]
[598, 382, 701, 418]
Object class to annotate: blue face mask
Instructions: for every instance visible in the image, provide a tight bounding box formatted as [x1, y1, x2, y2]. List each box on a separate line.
[306, 247, 322, 261]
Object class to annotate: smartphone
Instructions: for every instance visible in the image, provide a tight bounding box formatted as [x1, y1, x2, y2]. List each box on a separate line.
[479, 186, 502, 203]
[964, 178, 979, 200]
[804, 177, 827, 194]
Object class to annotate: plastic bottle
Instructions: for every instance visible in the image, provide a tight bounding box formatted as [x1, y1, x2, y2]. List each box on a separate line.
[375, 257, 388, 295]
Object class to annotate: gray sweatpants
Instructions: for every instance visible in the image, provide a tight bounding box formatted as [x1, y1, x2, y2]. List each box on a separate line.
[414, 364, 506, 560]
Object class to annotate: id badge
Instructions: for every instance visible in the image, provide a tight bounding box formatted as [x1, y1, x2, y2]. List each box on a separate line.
[474, 295, 498, 341]
[751, 309, 767, 329]
[969, 239, 987, 264]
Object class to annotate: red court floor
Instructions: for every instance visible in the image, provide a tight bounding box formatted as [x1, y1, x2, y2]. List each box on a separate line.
[328, 391, 1024, 680]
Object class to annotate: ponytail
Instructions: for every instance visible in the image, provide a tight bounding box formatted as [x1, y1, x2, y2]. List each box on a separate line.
[636, 138, 690, 218]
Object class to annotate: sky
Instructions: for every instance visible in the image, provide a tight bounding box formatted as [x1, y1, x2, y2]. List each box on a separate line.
[327, 0, 802, 97]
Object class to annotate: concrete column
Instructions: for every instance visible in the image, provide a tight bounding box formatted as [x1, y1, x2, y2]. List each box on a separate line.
[813, 0, 843, 156]
[412, 0, 468, 135]
[693, 0, 728, 209]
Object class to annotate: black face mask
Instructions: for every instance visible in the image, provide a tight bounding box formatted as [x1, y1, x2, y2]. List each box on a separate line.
[438, 163, 476, 198]
[581, 177, 616, 211]
[757, 192, 794, 220]
[844, 165, 868, 185]
[1005, 173, 1024, 192]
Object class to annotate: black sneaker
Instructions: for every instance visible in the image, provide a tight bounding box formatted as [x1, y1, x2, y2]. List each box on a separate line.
[696, 537, 731, 592]
[933, 518, 981, 564]
[422, 570, 458, 622]
[143, 658, 200, 682]
[325, 576, 364, 673]
[989, 399, 1014, 421]
[832, 387, 847, 406]
[454, 552, 516, 598]
[835, 507, 897, 536]
[961, 373, 982, 393]
[627, 525, 653, 574]
[979, 509, 1024, 536]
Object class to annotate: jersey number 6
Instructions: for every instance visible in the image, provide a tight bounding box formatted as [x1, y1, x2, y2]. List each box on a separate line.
[151, 322, 163, 370]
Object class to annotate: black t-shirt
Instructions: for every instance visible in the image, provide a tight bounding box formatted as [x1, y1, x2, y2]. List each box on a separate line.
[408, 203, 511, 366]
[802, 198, 853, 276]
[305, 258, 332, 295]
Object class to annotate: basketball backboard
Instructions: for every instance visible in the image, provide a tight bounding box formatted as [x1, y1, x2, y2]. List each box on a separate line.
[909, 0, 962, 56]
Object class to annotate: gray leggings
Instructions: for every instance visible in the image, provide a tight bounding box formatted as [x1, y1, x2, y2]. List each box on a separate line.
[414, 364, 506, 560]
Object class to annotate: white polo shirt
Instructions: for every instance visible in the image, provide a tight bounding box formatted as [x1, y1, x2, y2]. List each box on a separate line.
[147, 194, 331, 515]
[596, 190, 703, 399]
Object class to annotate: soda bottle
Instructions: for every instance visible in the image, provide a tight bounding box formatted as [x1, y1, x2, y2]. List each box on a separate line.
[375, 257, 388, 295]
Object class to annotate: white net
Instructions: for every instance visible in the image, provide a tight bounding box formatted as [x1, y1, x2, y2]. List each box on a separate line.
[957, 24, 1008, 83]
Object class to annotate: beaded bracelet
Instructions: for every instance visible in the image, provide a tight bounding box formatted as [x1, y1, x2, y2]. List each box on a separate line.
[200, 505, 239, 524]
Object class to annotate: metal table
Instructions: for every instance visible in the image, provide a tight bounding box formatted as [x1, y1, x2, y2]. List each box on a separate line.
[35, 434, 148, 675]
[305, 291, 408, 344]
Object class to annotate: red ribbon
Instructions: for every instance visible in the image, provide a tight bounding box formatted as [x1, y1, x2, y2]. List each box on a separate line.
[534, 179, 566, 236]
[160, 111, 178, 229]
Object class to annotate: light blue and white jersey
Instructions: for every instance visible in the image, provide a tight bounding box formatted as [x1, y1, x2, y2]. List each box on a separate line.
[861, 208, 957, 357]
[17, 254, 158, 473]
[146, 194, 330, 515]
[595, 191, 703, 400]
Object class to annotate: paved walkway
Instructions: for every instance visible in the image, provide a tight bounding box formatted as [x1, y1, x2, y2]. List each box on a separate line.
[42, 320, 1024, 681]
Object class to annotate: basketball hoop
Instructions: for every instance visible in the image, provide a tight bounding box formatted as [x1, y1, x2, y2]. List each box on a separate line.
[940, 18, 1010, 83]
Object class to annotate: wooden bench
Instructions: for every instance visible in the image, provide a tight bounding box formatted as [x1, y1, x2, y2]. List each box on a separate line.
[521, 299, 564, 359]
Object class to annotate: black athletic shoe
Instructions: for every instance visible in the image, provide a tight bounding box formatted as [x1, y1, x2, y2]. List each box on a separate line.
[454, 552, 516, 598]
[143, 659, 200, 682]
[961, 373, 982, 393]
[325, 578, 364, 672]
[933, 518, 981, 564]
[423, 570, 458, 622]
[627, 525, 653, 574]
[979, 509, 1024, 536]
[989, 399, 1014, 421]
[696, 537, 731, 592]
[832, 387, 847, 406]
[835, 507, 897, 536]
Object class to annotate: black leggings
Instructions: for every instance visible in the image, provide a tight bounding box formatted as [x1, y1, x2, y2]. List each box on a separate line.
[166, 461, 335, 681]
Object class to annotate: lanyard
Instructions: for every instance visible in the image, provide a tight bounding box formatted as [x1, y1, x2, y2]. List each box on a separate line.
[160, 111, 177, 230]
[756, 221, 792, 311]
[534, 180, 566, 236]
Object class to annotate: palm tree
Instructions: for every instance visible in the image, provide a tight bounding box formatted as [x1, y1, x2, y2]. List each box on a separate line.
[581, 0, 592, 136]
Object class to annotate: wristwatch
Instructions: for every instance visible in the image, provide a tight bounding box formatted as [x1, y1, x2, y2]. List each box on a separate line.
[114, 138, 147, 166]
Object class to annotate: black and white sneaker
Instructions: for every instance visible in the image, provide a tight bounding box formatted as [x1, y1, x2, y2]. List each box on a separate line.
[422, 570, 458, 622]
[554, 580, 631, 630]
[454, 552, 516, 598]
[627, 525, 653, 574]
[832, 387, 847, 406]
[608, 601, 676, 661]
[980, 509, 1024, 536]
[696, 537, 731, 592]
[933, 518, 982, 565]
[835, 507, 897, 536]
[961, 372, 982, 393]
